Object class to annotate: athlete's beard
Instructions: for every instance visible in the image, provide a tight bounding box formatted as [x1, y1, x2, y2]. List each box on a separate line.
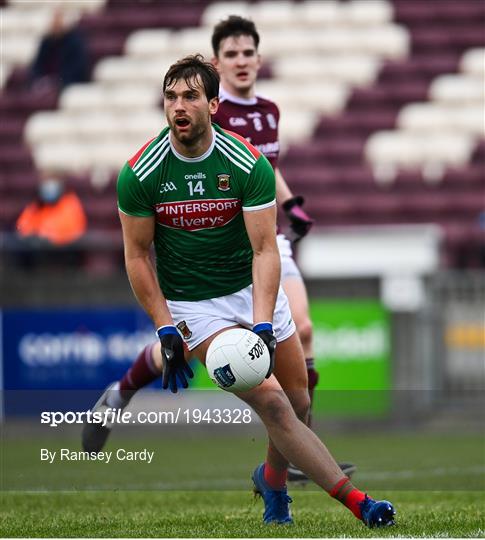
[171, 119, 208, 150]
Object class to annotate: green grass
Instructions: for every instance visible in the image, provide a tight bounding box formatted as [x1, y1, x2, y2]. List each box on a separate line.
[2, 431, 484, 491]
[1, 428, 484, 537]
[1, 490, 484, 537]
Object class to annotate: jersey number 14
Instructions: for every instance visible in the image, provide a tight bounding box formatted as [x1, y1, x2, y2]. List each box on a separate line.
[187, 180, 205, 196]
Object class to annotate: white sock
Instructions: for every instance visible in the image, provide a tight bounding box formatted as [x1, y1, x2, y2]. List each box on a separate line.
[105, 382, 128, 409]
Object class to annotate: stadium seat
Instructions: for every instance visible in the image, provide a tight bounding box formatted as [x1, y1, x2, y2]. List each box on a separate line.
[93, 56, 171, 85]
[460, 48, 485, 77]
[256, 79, 349, 115]
[397, 103, 484, 136]
[201, 2, 251, 27]
[294, 1, 341, 27]
[168, 27, 213, 59]
[8, 0, 105, 10]
[24, 112, 74, 145]
[0, 7, 52, 38]
[365, 131, 476, 178]
[316, 25, 408, 58]
[340, 0, 394, 26]
[1, 34, 40, 66]
[276, 110, 317, 148]
[60, 84, 161, 111]
[429, 74, 484, 105]
[250, 1, 296, 29]
[124, 29, 173, 58]
[273, 54, 382, 86]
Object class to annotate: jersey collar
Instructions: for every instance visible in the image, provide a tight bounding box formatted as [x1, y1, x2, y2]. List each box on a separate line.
[169, 126, 216, 162]
[219, 86, 257, 106]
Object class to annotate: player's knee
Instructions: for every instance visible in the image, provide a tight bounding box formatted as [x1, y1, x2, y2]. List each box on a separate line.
[296, 318, 313, 348]
[259, 390, 295, 429]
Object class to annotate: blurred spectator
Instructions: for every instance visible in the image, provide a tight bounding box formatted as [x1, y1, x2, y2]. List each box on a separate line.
[16, 174, 87, 249]
[30, 9, 89, 92]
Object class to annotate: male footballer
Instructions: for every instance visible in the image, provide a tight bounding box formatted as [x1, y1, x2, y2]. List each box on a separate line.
[83, 54, 395, 528]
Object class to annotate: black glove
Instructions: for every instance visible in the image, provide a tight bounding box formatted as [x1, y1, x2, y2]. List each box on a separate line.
[252, 322, 276, 378]
[157, 326, 194, 393]
[282, 195, 314, 242]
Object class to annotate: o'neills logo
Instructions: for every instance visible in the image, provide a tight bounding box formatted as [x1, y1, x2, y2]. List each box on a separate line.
[217, 174, 231, 191]
[155, 198, 241, 231]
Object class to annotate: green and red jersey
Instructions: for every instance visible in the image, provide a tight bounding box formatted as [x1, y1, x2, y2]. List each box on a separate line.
[117, 123, 276, 301]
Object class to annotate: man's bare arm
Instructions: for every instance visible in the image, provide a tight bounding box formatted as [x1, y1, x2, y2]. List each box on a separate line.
[275, 167, 293, 204]
[119, 211, 173, 329]
[243, 204, 280, 325]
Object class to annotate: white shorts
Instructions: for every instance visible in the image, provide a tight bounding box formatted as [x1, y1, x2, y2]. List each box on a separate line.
[277, 234, 302, 281]
[167, 284, 296, 351]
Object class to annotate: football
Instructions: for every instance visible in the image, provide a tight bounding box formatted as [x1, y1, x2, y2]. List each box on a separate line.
[205, 328, 270, 392]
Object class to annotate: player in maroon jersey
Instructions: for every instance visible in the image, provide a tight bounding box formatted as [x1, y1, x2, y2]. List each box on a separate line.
[211, 15, 355, 482]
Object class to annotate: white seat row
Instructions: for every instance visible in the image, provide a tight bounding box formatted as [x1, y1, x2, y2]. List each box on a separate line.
[429, 74, 484, 105]
[60, 83, 161, 111]
[123, 23, 409, 65]
[258, 24, 408, 59]
[1, 34, 39, 66]
[0, 7, 53, 34]
[365, 47, 484, 176]
[94, 57, 172, 86]
[273, 54, 382, 86]
[25, 110, 164, 146]
[7, 0, 105, 11]
[277, 109, 319, 149]
[398, 104, 484, 137]
[32, 141, 152, 173]
[202, 0, 394, 29]
[256, 80, 349, 115]
[0, 8, 52, 76]
[366, 131, 476, 170]
[460, 48, 485, 77]
[124, 29, 174, 58]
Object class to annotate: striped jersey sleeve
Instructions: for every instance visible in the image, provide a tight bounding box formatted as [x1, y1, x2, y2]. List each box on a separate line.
[117, 162, 153, 217]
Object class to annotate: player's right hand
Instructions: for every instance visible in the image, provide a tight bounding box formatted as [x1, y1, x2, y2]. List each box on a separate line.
[157, 325, 194, 393]
[253, 322, 276, 379]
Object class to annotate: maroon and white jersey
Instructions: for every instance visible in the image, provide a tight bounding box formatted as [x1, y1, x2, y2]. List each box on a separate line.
[212, 86, 280, 169]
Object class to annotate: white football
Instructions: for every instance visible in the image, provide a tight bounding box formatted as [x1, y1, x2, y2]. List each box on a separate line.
[205, 328, 270, 392]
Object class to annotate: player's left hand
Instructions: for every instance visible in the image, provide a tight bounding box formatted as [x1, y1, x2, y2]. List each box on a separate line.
[283, 195, 314, 242]
[253, 322, 276, 378]
[158, 325, 194, 393]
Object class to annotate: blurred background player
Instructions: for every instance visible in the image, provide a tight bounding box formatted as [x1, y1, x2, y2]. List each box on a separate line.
[82, 15, 355, 482]
[211, 15, 355, 481]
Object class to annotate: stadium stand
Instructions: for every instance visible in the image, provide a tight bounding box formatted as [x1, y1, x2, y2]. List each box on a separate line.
[1, 0, 484, 272]
[281, 0, 485, 268]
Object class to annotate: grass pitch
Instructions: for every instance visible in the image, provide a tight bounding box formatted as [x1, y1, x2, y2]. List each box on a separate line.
[2, 490, 484, 537]
[1, 427, 484, 537]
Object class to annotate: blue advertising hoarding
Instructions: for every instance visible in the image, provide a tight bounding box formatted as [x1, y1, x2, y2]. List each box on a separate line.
[1, 308, 158, 414]
[2, 308, 155, 390]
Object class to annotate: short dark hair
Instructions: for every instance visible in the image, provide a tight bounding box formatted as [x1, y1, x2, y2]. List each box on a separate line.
[211, 15, 260, 56]
[163, 54, 220, 101]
